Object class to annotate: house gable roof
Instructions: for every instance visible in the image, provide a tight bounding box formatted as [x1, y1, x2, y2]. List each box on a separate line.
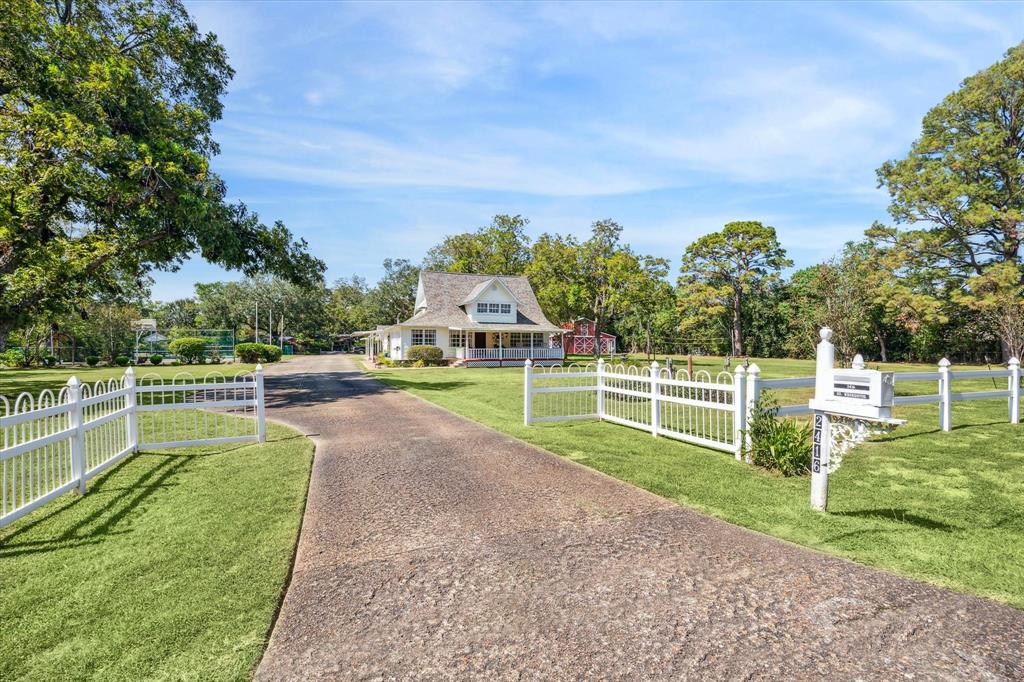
[459, 277, 522, 306]
[400, 271, 560, 331]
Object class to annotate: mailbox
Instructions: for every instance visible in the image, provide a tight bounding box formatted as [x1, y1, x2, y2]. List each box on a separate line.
[809, 368, 895, 420]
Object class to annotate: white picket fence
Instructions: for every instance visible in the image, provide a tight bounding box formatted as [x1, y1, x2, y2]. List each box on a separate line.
[0, 366, 266, 528]
[524, 354, 1021, 457]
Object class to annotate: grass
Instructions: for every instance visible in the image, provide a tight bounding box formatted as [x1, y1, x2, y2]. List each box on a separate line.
[370, 358, 1024, 609]
[0, 421, 314, 681]
[0, 362, 270, 400]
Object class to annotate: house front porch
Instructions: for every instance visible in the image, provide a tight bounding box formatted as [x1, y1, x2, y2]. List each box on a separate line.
[447, 329, 564, 366]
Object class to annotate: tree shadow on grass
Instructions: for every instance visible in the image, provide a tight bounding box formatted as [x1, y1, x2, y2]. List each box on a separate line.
[0, 444, 252, 558]
[830, 508, 960, 532]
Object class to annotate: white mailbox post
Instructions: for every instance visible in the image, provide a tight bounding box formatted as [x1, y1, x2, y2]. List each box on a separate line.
[807, 329, 903, 511]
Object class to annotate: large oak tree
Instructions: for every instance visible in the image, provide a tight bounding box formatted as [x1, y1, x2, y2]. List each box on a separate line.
[0, 0, 323, 347]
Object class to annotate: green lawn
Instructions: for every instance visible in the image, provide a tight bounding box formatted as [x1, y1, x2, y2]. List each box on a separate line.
[370, 359, 1024, 609]
[0, 362, 270, 400]
[0, 421, 313, 681]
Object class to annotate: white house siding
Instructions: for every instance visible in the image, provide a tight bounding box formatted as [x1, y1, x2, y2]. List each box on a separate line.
[395, 326, 450, 360]
[465, 282, 518, 324]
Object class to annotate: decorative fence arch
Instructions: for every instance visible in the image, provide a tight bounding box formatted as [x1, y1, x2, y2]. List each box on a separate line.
[1, 366, 266, 528]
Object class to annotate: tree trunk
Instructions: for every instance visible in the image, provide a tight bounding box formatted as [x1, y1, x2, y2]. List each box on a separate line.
[731, 290, 743, 356]
[872, 320, 888, 362]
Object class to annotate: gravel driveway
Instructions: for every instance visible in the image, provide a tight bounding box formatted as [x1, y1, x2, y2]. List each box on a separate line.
[255, 354, 1024, 680]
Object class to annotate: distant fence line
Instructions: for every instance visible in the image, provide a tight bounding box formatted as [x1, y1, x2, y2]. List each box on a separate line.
[1, 367, 266, 528]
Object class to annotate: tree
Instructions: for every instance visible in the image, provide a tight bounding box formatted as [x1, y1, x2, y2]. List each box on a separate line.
[423, 214, 532, 275]
[154, 298, 201, 330]
[328, 276, 374, 334]
[678, 221, 791, 356]
[870, 45, 1024, 359]
[525, 233, 585, 324]
[953, 262, 1024, 361]
[614, 255, 673, 358]
[364, 259, 419, 325]
[195, 277, 330, 346]
[0, 0, 324, 348]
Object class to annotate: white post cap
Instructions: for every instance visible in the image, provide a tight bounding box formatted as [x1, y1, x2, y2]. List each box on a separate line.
[747, 362, 761, 376]
[524, 359, 533, 367]
[820, 327, 833, 341]
[852, 354, 865, 370]
[938, 358, 951, 368]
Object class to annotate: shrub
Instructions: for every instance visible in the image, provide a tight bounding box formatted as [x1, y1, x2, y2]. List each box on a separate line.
[42, 355, 58, 367]
[234, 342, 281, 363]
[743, 392, 812, 477]
[114, 355, 130, 367]
[168, 337, 207, 364]
[85, 355, 100, 367]
[261, 345, 282, 362]
[149, 354, 163, 365]
[0, 349, 27, 368]
[406, 345, 444, 366]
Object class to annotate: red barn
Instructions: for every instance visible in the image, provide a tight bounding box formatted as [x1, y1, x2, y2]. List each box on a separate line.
[561, 319, 617, 355]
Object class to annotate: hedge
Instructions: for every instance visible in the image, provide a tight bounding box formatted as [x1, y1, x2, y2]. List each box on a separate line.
[407, 345, 445, 366]
[234, 343, 282, 363]
[168, 337, 207, 364]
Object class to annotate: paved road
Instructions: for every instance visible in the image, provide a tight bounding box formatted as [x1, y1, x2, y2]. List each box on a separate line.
[256, 354, 1024, 680]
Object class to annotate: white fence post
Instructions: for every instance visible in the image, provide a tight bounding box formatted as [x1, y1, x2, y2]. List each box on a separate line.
[523, 359, 533, 425]
[1009, 357, 1020, 425]
[124, 367, 138, 452]
[745, 363, 761, 463]
[255, 364, 267, 442]
[815, 328, 835, 401]
[596, 358, 605, 420]
[938, 358, 952, 432]
[650, 361, 660, 437]
[67, 376, 86, 495]
[733, 364, 746, 460]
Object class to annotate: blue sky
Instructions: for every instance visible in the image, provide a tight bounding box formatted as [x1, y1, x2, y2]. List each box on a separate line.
[153, 0, 1023, 300]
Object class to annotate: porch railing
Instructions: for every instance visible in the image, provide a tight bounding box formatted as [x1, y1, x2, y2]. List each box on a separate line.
[455, 347, 564, 360]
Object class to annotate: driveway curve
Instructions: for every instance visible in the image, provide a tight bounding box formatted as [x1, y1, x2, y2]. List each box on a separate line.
[256, 354, 1024, 680]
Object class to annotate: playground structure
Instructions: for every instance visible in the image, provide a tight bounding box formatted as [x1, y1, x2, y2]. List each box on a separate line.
[132, 320, 236, 362]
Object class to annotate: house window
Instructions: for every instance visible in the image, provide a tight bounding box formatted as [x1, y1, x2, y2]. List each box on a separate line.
[450, 330, 465, 347]
[411, 329, 436, 346]
[476, 302, 488, 313]
[476, 302, 506, 314]
[499, 303, 511, 314]
[509, 332, 542, 348]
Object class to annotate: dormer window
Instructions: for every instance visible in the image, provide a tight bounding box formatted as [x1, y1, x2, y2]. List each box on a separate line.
[476, 302, 511, 314]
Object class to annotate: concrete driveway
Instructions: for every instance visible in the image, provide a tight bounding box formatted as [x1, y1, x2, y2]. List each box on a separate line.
[255, 354, 1024, 680]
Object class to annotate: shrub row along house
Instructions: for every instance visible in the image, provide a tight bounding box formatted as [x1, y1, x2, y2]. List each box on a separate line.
[360, 272, 566, 366]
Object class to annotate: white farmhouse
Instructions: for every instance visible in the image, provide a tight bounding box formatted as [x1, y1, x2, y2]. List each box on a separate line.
[363, 271, 565, 366]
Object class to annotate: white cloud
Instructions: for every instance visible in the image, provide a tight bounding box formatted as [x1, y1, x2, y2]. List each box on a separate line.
[215, 121, 658, 197]
[602, 65, 896, 185]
